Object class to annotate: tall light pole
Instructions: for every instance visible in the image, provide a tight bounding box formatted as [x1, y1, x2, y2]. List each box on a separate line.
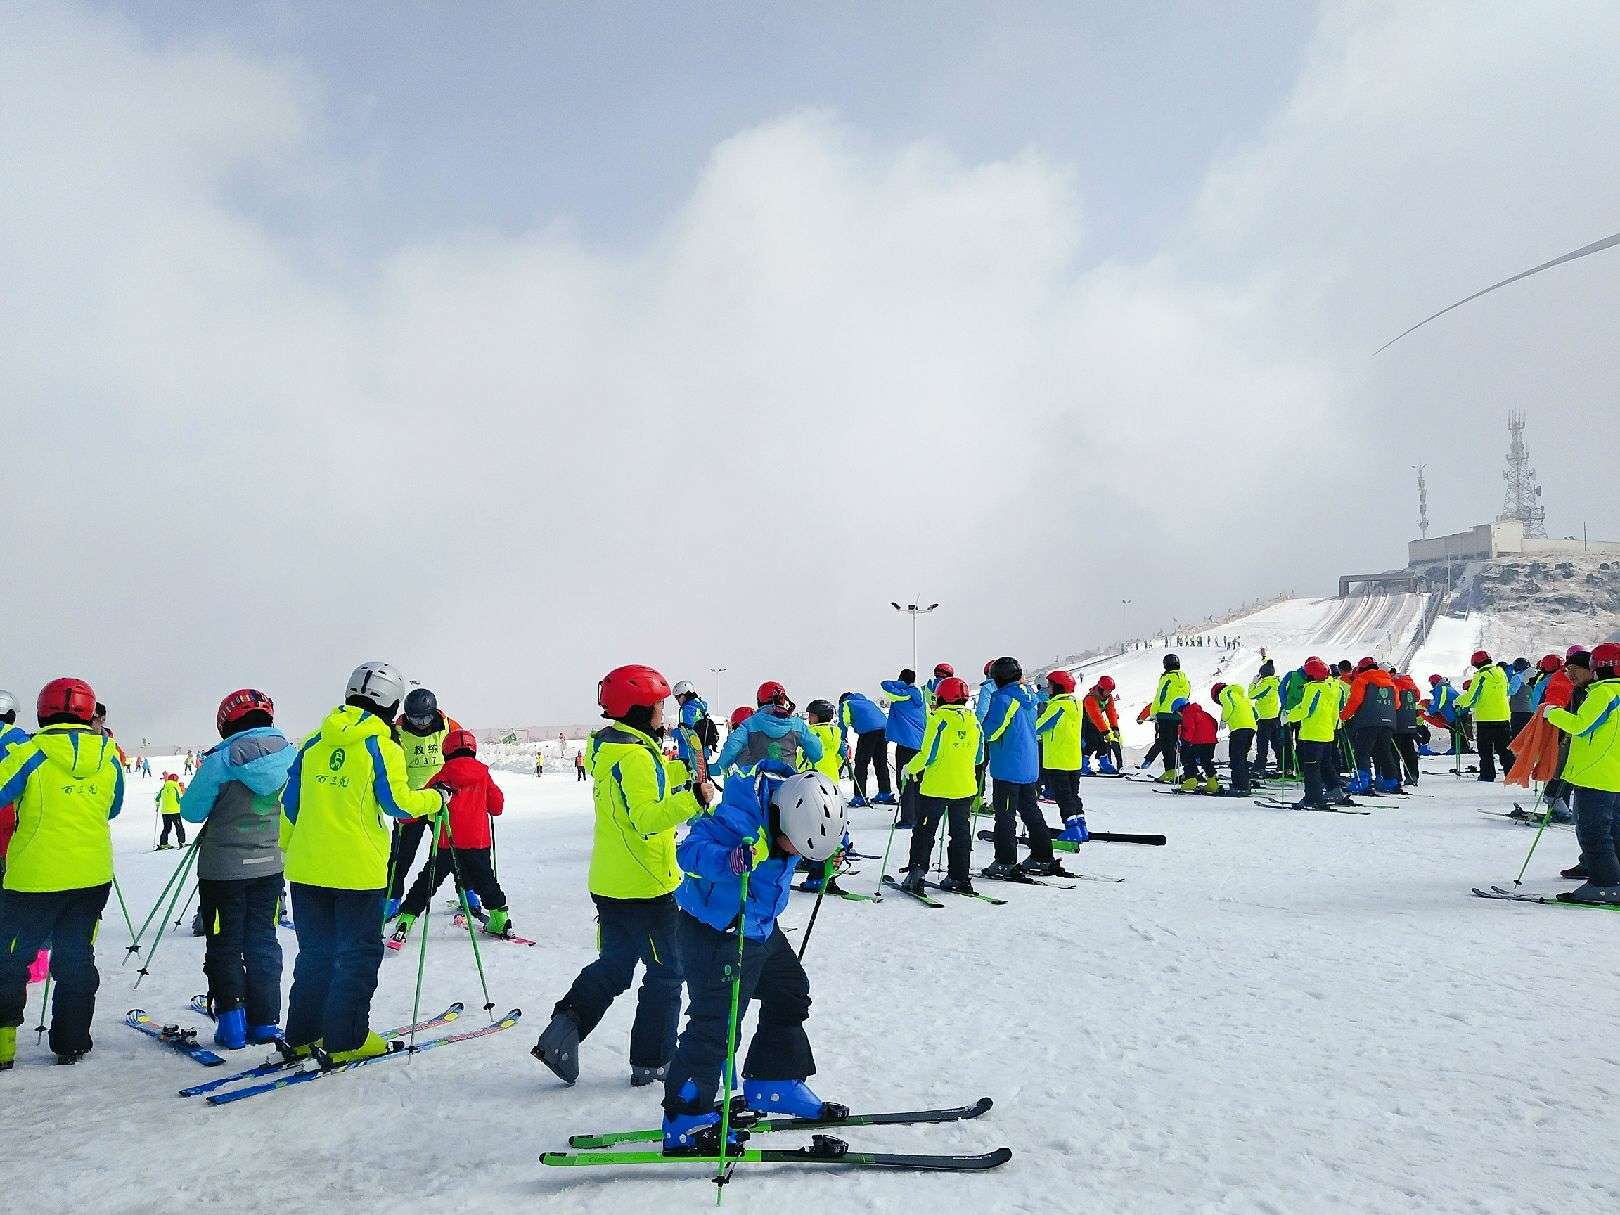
[891, 599, 939, 674]
[708, 666, 727, 712]
[1120, 599, 1133, 654]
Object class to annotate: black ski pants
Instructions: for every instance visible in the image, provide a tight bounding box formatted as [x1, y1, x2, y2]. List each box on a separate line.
[664, 916, 812, 1116]
[1299, 739, 1343, 807]
[1350, 725, 1399, 783]
[1227, 727, 1255, 793]
[159, 814, 186, 846]
[1475, 720, 1515, 782]
[908, 794, 973, 881]
[1154, 715, 1180, 774]
[1393, 732, 1420, 783]
[1254, 717, 1281, 773]
[400, 846, 507, 919]
[991, 780, 1053, 865]
[387, 817, 430, 902]
[1181, 742, 1217, 780]
[554, 894, 682, 1068]
[1043, 768, 1083, 821]
[852, 732, 891, 799]
[893, 745, 920, 826]
[199, 873, 284, 1025]
[0, 883, 110, 1056]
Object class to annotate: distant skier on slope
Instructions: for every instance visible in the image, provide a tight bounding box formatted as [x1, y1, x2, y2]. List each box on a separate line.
[660, 765, 847, 1155]
[154, 771, 187, 847]
[532, 665, 709, 1087]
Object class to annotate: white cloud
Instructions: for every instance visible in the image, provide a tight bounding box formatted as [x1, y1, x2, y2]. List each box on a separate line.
[2, 2, 1614, 741]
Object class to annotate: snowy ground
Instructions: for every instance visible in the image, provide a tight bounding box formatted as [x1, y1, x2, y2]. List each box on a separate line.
[10, 761, 1618, 1214]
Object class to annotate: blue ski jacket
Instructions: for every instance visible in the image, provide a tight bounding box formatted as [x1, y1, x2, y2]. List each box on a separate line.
[975, 678, 997, 724]
[675, 763, 799, 941]
[983, 683, 1040, 783]
[881, 680, 927, 750]
[838, 693, 887, 739]
[713, 710, 823, 774]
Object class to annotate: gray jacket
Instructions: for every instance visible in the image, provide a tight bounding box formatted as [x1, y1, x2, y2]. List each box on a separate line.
[181, 727, 294, 882]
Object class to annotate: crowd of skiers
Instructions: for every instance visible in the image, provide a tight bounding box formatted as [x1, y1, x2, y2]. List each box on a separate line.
[2, 634, 1615, 1125]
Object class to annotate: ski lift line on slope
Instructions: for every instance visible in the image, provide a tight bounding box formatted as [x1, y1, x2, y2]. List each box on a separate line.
[1373, 230, 1620, 356]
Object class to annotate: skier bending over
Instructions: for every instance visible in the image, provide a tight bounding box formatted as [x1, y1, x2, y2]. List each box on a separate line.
[661, 765, 847, 1154]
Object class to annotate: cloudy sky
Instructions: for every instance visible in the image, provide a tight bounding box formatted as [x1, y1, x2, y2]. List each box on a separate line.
[3, 1, 1616, 744]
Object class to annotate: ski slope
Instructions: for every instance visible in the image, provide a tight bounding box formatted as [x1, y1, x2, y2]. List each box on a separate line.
[1061, 593, 1435, 749]
[9, 760, 1617, 1213]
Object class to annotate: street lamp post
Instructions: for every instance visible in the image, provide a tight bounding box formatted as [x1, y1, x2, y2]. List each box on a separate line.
[1120, 599, 1133, 653]
[890, 599, 940, 674]
[708, 667, 727, 713]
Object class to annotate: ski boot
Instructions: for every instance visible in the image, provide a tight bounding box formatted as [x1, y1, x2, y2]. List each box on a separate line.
[321, 1031, 391, 1066]
[248, 1023, 283, 1045]
[1179, 775, 1200, 793]
[385, 913, 416, 952]
[531, 1010, 581, 1084]
[899, 869, 927, 896]
[630, 1062, 667, 1087]
[1345, 770, 1372, 796]
[663, 1080, 748, 1156]
[1561, 862, 1588, 880]
[465, 890, 484, 916]
[383, 897, 401, 922]
[1291, 798, 1330, 812]
[1028, 858, 1076, 878]
[1557, 883, 1620, 907]
[55, 1050, 89, 1066]
[981, 860, 1020, 880]
[871, 792, 897, 806]
[483, 908, 514, 938]
[1099, 757, 1118, 775]
[1202, 777, 1222, 794]
[1157, 768, 1180, 784]
[744, 1078, 846, 1121]
[1056, 814, 1089, 843]
[847, 794, 870, 809]
[1080, 758, 1094, 776]
[213, 1007, 247, 1051]
[938, 875, 977, 896]
[0, 1026, 14, 1071]
[1374, 776, 1403, 795]
[1549, 797, 1574, 824]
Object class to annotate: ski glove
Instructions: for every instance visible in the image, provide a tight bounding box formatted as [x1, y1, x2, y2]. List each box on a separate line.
[726, 842, 756, 876]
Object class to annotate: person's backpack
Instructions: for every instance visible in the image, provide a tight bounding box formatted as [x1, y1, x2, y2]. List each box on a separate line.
[694, 713, 720, 753]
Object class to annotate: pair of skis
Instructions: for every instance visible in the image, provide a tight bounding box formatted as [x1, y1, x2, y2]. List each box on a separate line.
[1471, 885, 1620, 912]
[879, 874, 1008, 907]
[542, 1095, 1011, 1172]
[1252, 797, 1370, 816]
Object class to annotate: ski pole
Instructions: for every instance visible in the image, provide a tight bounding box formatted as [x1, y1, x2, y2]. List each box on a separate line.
[109, 873, 136, 940]
[1512, 788, 1553, 887]
[133, 833, 202, 987]
[408, 825, 441, 1051]
[173, 877, 200, 929]
[715, 870, 748, 1201]
[34, 974, 52, 1043]
[445, 818, 496, 1017]
[126, 840, 196, 959]
[797, 859, 831, 962]
[874, 782, 905, 899]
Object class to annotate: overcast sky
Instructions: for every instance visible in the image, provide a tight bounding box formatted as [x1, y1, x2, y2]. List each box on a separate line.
[3, 1, 1616, 745]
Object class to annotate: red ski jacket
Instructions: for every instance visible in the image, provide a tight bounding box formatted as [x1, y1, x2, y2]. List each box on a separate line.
[1178, 702, 1218, 746]
[426, 755, 505, 849]
[1540, 669, 1575, 711]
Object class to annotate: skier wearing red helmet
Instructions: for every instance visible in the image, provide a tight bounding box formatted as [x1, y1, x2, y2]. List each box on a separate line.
[1457, 650, 1514, 782]
[1285, 659, 1346, 810]
[0, 677, 126, 1066]
[533, 664, 708, 1086]
[178, 687, 295, 1049]
[1081, 677, 1122, 774]
[1035, 670, 1085, 823]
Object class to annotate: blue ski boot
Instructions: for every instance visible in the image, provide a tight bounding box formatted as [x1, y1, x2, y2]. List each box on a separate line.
[871, 792, 897, 806]
[743, 1078, 844, 1120]
[1099, 756, 1118, 775]
[213, 1007, 247, 1050]
[847, 794, 870, 808]
[248, 1022, 283, 1045]
[1080, 757, 1094, 776]
[663, 1080, 748, 1155]
[1345, 769, 1372, 796]
[465, 890, 483, 915]
[383, 897, 401, 922]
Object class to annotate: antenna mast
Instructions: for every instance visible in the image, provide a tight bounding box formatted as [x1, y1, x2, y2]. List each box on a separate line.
[1414, 464, 1429, 539]
[1498, 412, 1546, 537]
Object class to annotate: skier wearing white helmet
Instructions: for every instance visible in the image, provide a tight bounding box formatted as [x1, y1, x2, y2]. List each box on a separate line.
[660, 763, 848, 1154]
[671, 681, 718, 771]
[278, 663, 446, 1063]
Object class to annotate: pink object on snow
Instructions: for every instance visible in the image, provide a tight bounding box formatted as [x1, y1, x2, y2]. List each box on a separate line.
[27, 948, 50, 985]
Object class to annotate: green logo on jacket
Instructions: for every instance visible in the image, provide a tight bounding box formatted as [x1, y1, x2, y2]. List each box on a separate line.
[328, 748, 347, 772]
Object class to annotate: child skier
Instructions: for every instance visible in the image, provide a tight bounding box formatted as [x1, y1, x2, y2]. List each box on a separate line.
[280, 663, 446, 1063]
[387, 687, 464, 918]
[900, 677, 982, 895]
[1176, 699, 1220, 792]
[179, 688, 295, 1049]
[1034, 670, 1084, 822]
[155, 772, 186, 847]
[533, 665, 709, 1086]
[661, 765, 847, 1153]
[1081, 677, 1120, 774]
[0, 678, 126, 1067]
[1211, 682, 1257, 795]
[798, 700, 849, 894]
[1153, 655, 1191, 782]
[712, 682, 823, 776]
[390, 730, 512, 942]
[1248, 659, 1282, 775]
[981, 657, 1060, 878]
